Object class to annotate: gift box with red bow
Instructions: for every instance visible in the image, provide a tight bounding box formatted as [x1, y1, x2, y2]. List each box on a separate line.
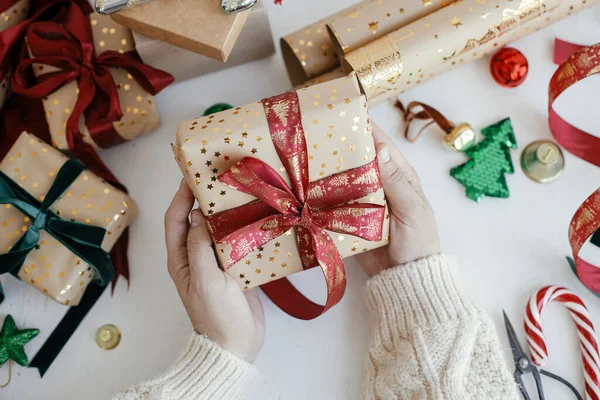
[10, 4, 173, 151]
[0, 0, 30, 109]
[172, 73, 390, 319]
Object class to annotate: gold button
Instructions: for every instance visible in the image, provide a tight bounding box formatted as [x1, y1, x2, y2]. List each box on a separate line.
[95, 324, 121, 350]
[521, 140, 564, 183]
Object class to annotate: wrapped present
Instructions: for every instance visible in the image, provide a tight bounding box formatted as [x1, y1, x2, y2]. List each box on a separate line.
[111, 0, 250, 62]
[0, 132, 138, 305]
[10, 4, 173, 151]
[281, 0, 453, 86]
[173, 73, 390, 319]
[0, 0, 30, 109]
[132, 2, 274, 82]
[340, 0, 598, 105]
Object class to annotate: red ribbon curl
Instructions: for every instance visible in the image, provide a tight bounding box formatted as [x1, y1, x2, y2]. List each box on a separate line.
[549, 42, 600, 167]
[206, 92, 386, 319]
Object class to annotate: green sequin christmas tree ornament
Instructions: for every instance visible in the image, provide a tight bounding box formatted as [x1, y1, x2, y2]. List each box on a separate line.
[450, 118, 517, 202]
[0, 315, 39, 367]
[203, 103, 233, 116]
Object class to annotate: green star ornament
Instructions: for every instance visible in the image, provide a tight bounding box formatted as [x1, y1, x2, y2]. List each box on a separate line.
[450, 118, 517, 202]
[0, 315, 39, 367]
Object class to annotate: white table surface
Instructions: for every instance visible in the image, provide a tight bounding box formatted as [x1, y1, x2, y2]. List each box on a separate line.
[2, 1, 600, 399]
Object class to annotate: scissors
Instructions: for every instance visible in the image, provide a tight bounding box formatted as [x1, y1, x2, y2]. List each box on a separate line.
[503, 311, 583, 400]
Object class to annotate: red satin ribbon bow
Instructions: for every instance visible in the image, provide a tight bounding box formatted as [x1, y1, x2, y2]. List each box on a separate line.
[206, 92, 386, 320]
[10, 4, 173, 148]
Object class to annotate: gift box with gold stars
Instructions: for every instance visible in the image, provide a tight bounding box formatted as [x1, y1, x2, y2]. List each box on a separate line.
[0, 132, 138, 305]
[173, 73, 390, 290]
[0, 0, 30, 109]
[29, 12, 162, 150]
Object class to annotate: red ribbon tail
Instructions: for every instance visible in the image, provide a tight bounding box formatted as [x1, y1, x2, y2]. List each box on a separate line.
[553, 38, 586, 65]
[261, 279, 327, 320]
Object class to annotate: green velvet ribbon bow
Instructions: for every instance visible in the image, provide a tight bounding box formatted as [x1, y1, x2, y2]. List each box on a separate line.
[0, 159, 115, 302]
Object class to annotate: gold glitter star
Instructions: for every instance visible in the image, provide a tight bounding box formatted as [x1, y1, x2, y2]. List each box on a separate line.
[339, 111, 346, 117]
[195, 172, 200, 178]
[251, 148, 258, 154]
[241, 132, 248, 138]
[275, 242, 281, 247]
[255, 269, 261, 274]
[220, 190, 226, 196]
[257, 254, 263, 259]
[422, 0, 432, 6]
[368, 21, 379, 32]
[240, 273, 245, 278]
[270, 273, 276, 278]
[327, 104, 333, 110]
[451, 16, 463, 28]
[269, 257, 275, 262]
[238, 141, 244, 147]
[246, 260, 252, 265]
[256, 136, 263, 142]
[340, 135, 347, 142]
[207, 184, 213, 190]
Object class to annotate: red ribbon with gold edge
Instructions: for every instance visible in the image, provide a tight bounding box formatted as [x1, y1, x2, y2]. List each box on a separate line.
[206, 91, 386, 320]
[568, 188, 600, 296]
[10, 4, 174, 149]
[549, 42, 600, 167]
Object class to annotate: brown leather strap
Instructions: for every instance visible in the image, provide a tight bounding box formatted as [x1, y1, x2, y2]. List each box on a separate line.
[395, 100, 456, 142]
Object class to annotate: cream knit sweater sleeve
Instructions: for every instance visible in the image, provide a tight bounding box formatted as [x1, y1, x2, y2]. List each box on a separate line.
[112, 334, 258, 400]
[363, 254, 520, 400]
[114, 254, 519, 399]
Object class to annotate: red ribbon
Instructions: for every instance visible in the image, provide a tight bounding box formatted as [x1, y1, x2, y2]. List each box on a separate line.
[0, 0, 92, 78]
[206, 92, 386, 319]
[549, 42, 600, 167]
[568, 188, 600, 295]
[11, 4, 173, 148]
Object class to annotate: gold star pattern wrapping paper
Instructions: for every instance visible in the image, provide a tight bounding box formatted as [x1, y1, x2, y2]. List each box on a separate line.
[281, 0, 454, 87]
[172, 73, 390, 290]
[0, 0, 29, 109]
[30, 12, 161, 150]
[341, 0, 597, 105]
[0, 132, 138, 305]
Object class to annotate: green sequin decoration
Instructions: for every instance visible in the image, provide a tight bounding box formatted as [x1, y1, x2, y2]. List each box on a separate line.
[203, 103, 233, 116]
[450, 118, 517, 202]
[0, 315, 39, 367]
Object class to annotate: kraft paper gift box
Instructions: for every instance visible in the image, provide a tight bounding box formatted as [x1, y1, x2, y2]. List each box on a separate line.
[132, 2, 274, 82]
[340, 0, 598, 105]
[0, 0, 30, 109]
[281, 0, 454, 86]
[111, 0, 250, 62]
[20, 10, 170, 150]
[172, 73, 390, 292]
[0, 132, 138, 305]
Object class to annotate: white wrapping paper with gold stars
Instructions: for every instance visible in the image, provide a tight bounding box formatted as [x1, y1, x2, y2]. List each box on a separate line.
[173, 74, 390, 290]
[0, 132, 138, 305]
[31, 12, 161, 150]
[341, 0, 597, 104]
[0, 0, 30, 109]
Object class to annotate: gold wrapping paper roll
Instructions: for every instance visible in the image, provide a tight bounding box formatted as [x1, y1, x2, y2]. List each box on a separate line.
[326, 0, 454, 57]
[32, 12, 161, 150]
[342, 0, 597, 104]
[173, 73, 390, 290]
[0, 132, 138, 305]
[281, 0, 452, 87]
[0, 0, 30, 109]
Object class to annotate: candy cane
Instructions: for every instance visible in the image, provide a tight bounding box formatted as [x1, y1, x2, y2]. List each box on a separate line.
[524, 285, 600, 400]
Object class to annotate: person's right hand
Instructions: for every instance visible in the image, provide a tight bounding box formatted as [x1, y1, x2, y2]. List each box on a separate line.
[356, 124, 441, 277]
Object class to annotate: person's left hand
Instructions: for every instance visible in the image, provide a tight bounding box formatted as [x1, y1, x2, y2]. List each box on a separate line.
[165, 180, 265, 362]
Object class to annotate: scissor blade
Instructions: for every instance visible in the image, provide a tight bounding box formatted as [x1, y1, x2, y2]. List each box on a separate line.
[503, 310, 529, 363]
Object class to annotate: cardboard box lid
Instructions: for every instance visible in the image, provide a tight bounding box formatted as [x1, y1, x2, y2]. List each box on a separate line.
[111, 0, 250, 62]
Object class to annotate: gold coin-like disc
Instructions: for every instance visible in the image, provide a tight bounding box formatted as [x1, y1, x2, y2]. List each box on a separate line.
[95, 324, 121, 350]
[521, 141, 565, 183]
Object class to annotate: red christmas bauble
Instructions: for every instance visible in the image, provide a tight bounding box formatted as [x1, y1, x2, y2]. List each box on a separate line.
[490, 47, 529, 88]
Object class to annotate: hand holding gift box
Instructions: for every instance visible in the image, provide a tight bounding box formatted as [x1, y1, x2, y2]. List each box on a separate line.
[173, 74, 390, 319]
[0, 132, 138, 305]
[11, 4, 173, 151]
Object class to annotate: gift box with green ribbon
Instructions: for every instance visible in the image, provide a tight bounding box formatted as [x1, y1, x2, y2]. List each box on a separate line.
[0, 132, 137, 305]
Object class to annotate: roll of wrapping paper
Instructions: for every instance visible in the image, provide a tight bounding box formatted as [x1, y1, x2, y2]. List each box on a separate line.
[341, 0, 598, 105]
[281, 0, 454, 86]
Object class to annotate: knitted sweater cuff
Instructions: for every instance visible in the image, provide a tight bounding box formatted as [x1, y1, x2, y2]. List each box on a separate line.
[150, 334, 258, 399]
[366, 254, 477, 331]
